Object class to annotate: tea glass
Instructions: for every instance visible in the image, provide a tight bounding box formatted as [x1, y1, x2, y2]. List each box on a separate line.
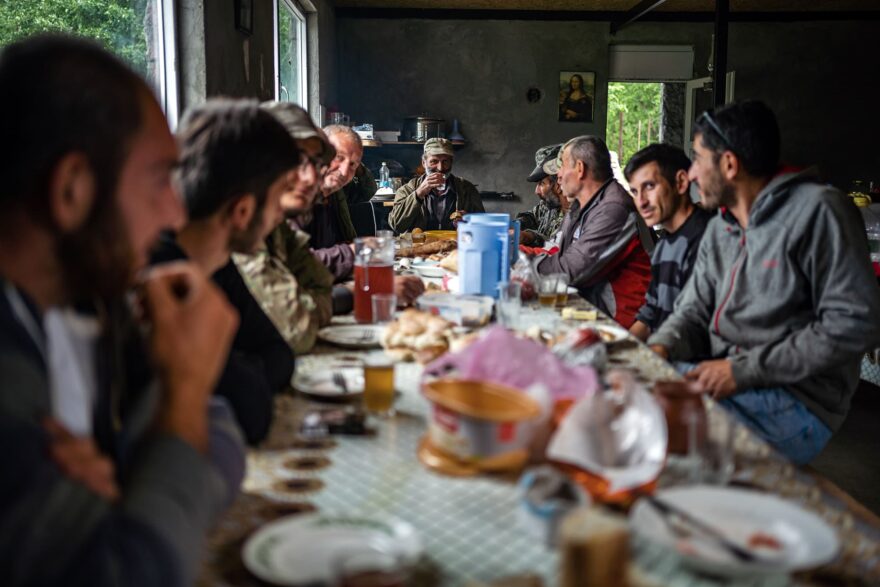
[537, 274, 559, 308]
[363, 353, 396, 417]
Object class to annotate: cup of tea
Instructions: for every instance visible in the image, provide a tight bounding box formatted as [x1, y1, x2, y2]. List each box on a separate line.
[333, 546, 410, 587]
[363, 353, 396, 417]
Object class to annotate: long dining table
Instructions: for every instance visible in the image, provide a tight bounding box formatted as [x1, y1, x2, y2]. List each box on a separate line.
[199, 293, 880, 587]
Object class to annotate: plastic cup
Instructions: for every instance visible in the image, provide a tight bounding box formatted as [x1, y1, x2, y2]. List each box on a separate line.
[371, 293, 397, 324]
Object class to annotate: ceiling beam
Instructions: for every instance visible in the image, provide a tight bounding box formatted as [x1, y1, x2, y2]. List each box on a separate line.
[335, 8, 880, 22]
[611, 0, 670, 35]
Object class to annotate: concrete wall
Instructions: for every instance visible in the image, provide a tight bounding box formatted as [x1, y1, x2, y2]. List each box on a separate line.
[309, 0, 337, 114]
[728, 21, 880, 188]
[336, 16, 879, 214]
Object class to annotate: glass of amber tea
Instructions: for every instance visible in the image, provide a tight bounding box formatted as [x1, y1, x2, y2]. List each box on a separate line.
[363, 353, 396, 417]
[537, 274, 559, 307]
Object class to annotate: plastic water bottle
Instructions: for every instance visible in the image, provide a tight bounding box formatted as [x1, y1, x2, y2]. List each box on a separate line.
[853, 195, 880, 263]
[379, 162, 390, 189]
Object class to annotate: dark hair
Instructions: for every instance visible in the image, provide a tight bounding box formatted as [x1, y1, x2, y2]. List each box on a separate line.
[624, 143, 691, 188]
[693, 100, 780, 178]
[565, 135, 612, 182]
[177, 99, 300, 221]
[0, 34, 146, 227]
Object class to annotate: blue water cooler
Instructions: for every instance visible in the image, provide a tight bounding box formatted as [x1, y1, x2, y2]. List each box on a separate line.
[458, 215, 510, 297]
[463, 213, 520, 267]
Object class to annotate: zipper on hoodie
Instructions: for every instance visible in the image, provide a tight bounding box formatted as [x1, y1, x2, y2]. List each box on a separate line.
[714, 233, 747, 335]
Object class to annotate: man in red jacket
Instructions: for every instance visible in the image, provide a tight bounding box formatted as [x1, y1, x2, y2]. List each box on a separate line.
[535, 136, 653, 327]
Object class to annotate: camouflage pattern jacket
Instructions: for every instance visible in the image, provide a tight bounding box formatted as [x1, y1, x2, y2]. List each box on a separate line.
[234, 222, 334, 354]
[516, 200, 565, 246]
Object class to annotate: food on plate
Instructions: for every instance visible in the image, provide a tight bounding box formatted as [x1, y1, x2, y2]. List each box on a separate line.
[381, 308, 455, 363]
[396, 239, 457, 259]
[439, 249, 458, 273]
[747, 532, 783, 551]
[561, 308, 599, 321]
[412, 227, 426, 243]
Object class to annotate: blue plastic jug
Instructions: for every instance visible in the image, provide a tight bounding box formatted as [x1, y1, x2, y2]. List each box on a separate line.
[457, 216, 510, 297]
[463, 213, 520, 266]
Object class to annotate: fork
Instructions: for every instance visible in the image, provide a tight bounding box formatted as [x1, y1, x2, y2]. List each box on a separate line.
[646, 495, 758, 563]
[332, 372, 350, 394]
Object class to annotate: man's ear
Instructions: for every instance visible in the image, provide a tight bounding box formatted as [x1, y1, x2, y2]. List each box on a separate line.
[720, 151, 739, 182]
[576, 159, 587, 180]
[675, 169, 691, 197]
[48, 153, 96, 232]
[228, 194, 257, 231]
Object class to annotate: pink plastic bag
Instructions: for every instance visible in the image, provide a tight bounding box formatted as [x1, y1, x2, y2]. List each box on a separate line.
[423, 326, 599, 401]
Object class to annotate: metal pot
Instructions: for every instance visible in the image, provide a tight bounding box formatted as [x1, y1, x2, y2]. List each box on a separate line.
[401, 116, 445, 142]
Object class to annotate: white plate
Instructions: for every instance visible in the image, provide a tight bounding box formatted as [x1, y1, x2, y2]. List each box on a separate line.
[243, 513, 423, 586]
[594, 324, 630, 343]
[630, 486, 839, 577]
[414, 265, 446, 278]
[317, 324, 385, 349]
[293, 366, 364, 398]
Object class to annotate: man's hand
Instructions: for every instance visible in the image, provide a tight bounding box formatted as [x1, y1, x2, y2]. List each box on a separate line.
[393, 275, 425, 307]
[141, 262, 239, 453]
[45, 419, 119, 501]
[649, 344, 669, 360]
[415, 172, 446, 198]
[685, 359, 738, 399]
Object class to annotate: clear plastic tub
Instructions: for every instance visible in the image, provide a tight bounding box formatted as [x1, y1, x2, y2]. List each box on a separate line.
[416, 293, 494, 327]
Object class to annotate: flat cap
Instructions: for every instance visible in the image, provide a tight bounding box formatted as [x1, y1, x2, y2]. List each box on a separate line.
[423, 137, 454, 157]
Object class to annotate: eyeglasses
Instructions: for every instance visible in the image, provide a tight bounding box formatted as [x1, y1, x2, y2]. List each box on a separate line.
[697, 110, 735, 154]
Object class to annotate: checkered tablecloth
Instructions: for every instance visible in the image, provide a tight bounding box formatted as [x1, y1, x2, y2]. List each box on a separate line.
[200, 307, 880, 587]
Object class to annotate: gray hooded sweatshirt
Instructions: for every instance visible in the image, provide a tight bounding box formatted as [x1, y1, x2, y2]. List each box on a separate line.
[648, 170, 880, 431]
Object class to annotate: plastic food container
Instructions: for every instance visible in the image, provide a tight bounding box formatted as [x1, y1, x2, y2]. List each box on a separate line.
[416, 293, 493, 327]
[422, 379, 541, 467]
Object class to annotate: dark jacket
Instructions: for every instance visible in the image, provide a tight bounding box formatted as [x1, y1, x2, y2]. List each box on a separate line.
[0, 279, 242, 587]
[152, 236, 294, 445]
[537, 179, 653, 327]
[388, 174, 485, 233]
[649, 170, 880, 430]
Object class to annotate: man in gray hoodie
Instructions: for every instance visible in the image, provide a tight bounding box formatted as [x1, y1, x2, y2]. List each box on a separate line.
[649, 100, 880, 464]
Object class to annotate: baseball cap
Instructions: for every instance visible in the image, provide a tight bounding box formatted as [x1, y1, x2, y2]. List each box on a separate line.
[528, 143, 562, 182]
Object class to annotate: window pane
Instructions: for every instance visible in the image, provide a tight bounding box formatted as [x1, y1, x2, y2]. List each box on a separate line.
[278, 1, 301, 105]
[0, 0, 162, 93]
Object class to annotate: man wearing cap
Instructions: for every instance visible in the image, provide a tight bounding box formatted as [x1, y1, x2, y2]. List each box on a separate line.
[389, 138, 484, 233]
[234, 102, 337, 354]
[235, 104, 424, 353]
[518, 144, 567, 247]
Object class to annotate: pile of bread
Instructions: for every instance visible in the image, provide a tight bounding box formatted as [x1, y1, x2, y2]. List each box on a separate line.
[380, 309, 456, 363]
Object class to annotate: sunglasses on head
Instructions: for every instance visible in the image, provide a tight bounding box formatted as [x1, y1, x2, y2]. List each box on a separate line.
[697, 110, 736, 154]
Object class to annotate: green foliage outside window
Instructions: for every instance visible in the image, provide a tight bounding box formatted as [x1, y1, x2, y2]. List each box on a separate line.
[0, 0, 153, 81]
[606, 82, 663, 165]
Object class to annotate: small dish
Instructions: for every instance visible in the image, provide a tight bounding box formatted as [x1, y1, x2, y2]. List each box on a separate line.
[318, 324, 385, 349]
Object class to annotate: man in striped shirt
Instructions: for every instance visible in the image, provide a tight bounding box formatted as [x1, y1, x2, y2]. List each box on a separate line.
[625, 144, 714, 342]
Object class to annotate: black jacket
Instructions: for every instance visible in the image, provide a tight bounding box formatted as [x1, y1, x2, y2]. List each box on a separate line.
[151, 235, 295, 444]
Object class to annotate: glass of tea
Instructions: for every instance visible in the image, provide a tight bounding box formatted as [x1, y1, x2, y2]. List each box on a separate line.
[553, 273, 570, 306]
[363, 353, 396, 417]
[333, 546, 410, 587]
[537, 274, 559, 307]
[371, 293, 397, 324]
[354, 237, 395, 323]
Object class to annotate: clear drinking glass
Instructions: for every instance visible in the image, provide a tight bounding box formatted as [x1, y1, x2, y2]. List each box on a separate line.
[371, 293, 397, 324]
[537, 274, 559, 308]
[553, 273, 571, 306]
[376, 230, 393, 239]
[333, 546, 410, 587]
[435, 173, 448, 195]
[363, 353, 396, 417]
[496, 281, 522, 328]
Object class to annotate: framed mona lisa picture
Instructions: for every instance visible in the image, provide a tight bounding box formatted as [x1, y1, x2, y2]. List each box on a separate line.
[559, 71, 595, 123]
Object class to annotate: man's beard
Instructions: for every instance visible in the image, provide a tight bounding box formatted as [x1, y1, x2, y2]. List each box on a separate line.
[544, 192, 562, 210]
[229, 205, 266, 255]
[57, 195, 135, 303]
[701, 172, 734, 210]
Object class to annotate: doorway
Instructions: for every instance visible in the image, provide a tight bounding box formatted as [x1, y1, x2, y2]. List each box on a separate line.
[606, 81, 663, 165]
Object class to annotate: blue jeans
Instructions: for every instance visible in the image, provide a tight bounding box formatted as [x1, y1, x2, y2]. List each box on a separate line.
[674, 362, 832, 465]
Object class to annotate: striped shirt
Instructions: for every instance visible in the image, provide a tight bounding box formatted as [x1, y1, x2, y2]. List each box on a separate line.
[635, 207, 714, 332]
